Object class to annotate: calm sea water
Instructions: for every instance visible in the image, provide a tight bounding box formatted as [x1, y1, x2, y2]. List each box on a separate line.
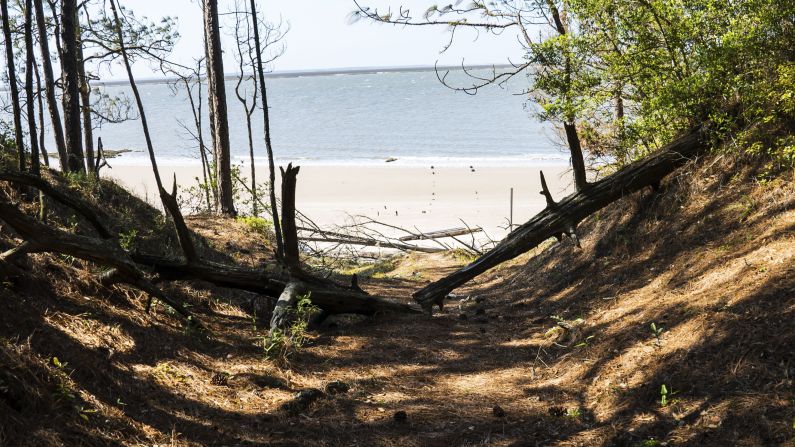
[23, 68, 568, 166]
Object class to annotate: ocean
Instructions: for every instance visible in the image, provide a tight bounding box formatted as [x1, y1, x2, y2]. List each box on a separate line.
[16, 68, 568, 167]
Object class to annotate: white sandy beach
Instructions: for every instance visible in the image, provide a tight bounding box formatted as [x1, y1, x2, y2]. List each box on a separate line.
[103, 163, 573, 242]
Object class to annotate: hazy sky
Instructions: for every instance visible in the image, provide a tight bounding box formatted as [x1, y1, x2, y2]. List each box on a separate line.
[112, 0, 522, 80]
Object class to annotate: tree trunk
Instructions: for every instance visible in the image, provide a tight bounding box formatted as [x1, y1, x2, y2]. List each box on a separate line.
[233, 7, 259, 216]
[204, 0, 235, 216]
[60, 0, 85, 173]
[33, 60, 49, 167]
[35, 0, 67, 170]
[1, 0, 26, 172]
[564, 122, 588, 191]
[412, 126, 708, 311]
[108, 0, 197, 263]
[76, 26, 94, 174]
[270, 281, 305, 332]
[23, 0, 40, 176]
[249, 0, 284, 260]
[183, 75, 213, 211]
[280, 164, 301, 272]
[0, 200, 199, 325]
[547, 1, 588, 192]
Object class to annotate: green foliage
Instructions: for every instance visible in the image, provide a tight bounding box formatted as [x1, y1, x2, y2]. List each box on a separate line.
[650, 322, 664, 346]
[658, 383, 679, 407]
[565, 407, 582, 418]
[635, 439, 663, 447]
[533, 0, 795, 168]
[261, 293, 319, 361]
[118, 229, 138, 251]
[660, 384, 669, 406]
[237, 216, 273, 235]
[63, 171, 96, 190]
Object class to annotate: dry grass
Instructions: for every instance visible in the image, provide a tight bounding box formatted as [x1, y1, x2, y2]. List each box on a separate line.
[0, 158, 793, 446]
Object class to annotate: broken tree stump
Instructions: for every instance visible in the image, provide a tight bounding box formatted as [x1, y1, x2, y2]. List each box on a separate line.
[270, 281, 307, 332]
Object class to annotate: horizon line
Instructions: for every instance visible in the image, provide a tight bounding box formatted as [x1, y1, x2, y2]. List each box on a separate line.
[90, 63, 520, 86]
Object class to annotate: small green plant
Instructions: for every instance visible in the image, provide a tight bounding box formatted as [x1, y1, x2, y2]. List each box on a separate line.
[451, 248, 478, 263]
[574, 335, 595, 348]
[261, 293, 319, 361]
[237, 216, 273, 235]
[566, 407, 582, 418]
[75, 405, 97, 422]
[118, 229, 138, 251]
[660, 384, 678, 407]
[635, 439, 662, 447]
[650, 322, 665, 346]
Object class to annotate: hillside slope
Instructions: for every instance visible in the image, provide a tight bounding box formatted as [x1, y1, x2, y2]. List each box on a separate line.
[0, 157, 793, 446]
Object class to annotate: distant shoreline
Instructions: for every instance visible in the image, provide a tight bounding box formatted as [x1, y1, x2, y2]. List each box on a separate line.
[104, 154, 570, 168]
[90, 63, 519, 87]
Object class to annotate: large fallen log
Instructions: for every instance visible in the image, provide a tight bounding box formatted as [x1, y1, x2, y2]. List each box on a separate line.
[0, 200, 200, 325]
[0, 170, 112, 239]
[130, 252, 420, 316]
[0, 167, 419, 319]
[412, 125, 708, 311]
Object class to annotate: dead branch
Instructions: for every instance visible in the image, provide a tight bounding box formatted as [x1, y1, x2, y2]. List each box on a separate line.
[398, 226, 483, 241]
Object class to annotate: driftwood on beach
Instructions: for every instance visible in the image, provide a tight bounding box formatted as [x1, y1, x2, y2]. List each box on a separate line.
[398, 226, 483, 241]
[412, 125, 709, 311]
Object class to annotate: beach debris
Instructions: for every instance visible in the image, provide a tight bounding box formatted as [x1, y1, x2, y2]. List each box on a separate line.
[385, 157, 398, 163]
[398, 226, 482, 242]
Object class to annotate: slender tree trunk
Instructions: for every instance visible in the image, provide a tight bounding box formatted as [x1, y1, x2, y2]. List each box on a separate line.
[60, 0, 85, 173]
[33, 61, 50, 167]
[108, 0, 197, 263]
[564, 122, 588, 191]
[202, 18, 218, 211]
[23, 0, 40, 176]
[76, 26, 94, 174]
[203, 0, 235, 215]
[35, 0, 66, 170]
[1, 0, 26, 172]
[233, 7, 258, 216]
[245, 101, 257, 215]
[249, 0, 284, 259]
[183, 76, 213, 211]
[547, 1, 588, 192]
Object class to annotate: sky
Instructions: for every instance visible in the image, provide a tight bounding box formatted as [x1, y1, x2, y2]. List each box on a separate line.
[111, 0, 523, 80]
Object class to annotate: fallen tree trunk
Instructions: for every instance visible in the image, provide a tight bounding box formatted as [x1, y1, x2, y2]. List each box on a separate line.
[398, 226, 483, 241]
[413, 126, 708, 311]
[0, 170, 112, 239]
[0, 201, 199, 325]
[0, 167, 419, 319]
[131, 253, 420, 316]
